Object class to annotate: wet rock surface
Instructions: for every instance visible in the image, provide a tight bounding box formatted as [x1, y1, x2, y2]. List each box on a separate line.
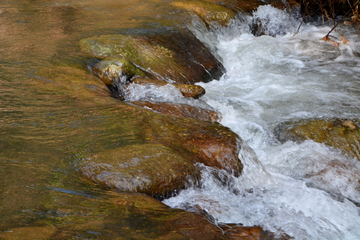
[128, 78, 206, 99]
[80, 30, 225, 85]
[139, 113, 243, 177]
[171, 1, 237, 27]
[80, 144, 198, 198]
[108, 192, 227, 240]
[220, 224, 293, 240]
[80, 108, 242, 197]
[204, 0, 265, 13]
[131, 101, 219, 122]
[0, 192, 227, 239]
[274, 119, 360, 160]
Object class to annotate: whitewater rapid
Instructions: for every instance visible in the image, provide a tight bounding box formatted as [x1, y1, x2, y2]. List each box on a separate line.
[161, 5, 360, 240]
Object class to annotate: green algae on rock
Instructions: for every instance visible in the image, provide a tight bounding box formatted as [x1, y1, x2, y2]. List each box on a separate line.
[93, 58, 146, 86]
[171, 1, 237, 27]
[274, 119, 360, 160]
[203, 0, 265, 13]
[80, 30, 225, 84]
[131, 101, 220, 122]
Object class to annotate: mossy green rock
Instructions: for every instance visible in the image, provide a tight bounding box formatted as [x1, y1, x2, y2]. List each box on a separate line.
[80, 30, 225, 84]
[80, 144, 197, 198]
[274, 119, 360, 160]
[93, 58, 146, 86]
[171, 1, 237, 27]
[203, 0, 265, 12]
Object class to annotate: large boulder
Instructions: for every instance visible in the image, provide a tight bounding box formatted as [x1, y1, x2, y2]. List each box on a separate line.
[80, 109, 242, 198]
[80, 144, 197, 198]
[80, 30, 225, 85]
[139, 113, 243, 177]
[274, 119, 360, 160]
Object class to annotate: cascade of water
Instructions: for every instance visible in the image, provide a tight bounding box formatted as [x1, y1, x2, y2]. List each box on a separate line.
[162, 5, 360, 239]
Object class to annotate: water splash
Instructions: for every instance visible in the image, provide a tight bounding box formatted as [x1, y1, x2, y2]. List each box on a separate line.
[164, 5, 360, 239]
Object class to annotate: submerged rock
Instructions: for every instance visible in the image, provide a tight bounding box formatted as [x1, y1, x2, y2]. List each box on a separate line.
[274, 119, 360, 160]
[0, 192, 227, 239]
[80, 109, 242, 197]
[80, 30, 224, 84]
[131, 101, 220, 122]
[80, 144, 197, 198]
[108, 192, 227, 239]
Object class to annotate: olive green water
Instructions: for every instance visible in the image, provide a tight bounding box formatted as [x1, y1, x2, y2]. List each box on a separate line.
[0, 0, 191, 238]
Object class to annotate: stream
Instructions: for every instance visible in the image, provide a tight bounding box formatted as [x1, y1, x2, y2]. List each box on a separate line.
[1, 0, 360, 239]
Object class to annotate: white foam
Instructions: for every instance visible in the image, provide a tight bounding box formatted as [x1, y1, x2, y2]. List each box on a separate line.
[164, 5, 360, 239]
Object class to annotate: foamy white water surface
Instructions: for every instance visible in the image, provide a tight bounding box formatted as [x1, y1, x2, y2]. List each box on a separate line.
[162, 5, 360, 240]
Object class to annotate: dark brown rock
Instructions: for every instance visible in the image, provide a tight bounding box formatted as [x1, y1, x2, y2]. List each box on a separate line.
[274, 119, 360, 160]
[131, 101, 220, 122]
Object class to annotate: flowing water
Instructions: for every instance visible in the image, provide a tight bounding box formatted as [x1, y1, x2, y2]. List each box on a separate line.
[163, 5, 360, 240]
[1, 0, 360, 239]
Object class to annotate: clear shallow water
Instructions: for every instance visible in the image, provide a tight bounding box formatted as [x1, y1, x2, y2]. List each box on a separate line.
[163, 5, 360, 239]
[1, 0, 360, 238]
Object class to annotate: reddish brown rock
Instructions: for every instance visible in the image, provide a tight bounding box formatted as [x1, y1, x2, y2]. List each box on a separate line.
[274, 119, 360, 160]
[220, 224, 293, 240]
[80, 106, 241, 197]
[140, 113, 243, 177]
[131, 101, 220, 122]
[175, 83, 206, 99]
